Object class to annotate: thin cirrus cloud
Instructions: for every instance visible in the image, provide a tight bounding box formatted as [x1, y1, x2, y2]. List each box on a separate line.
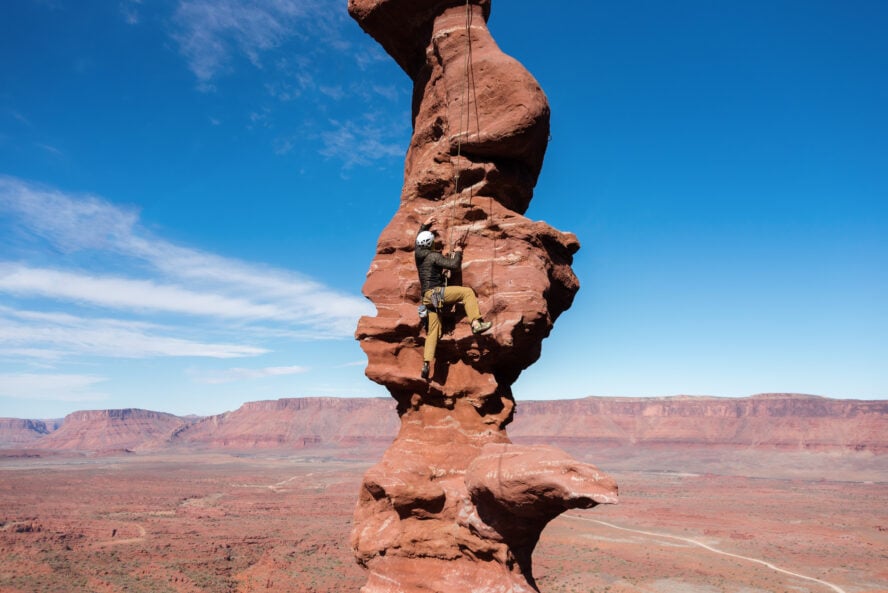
[170, 0, 339, 88]
[1, 176, 368, 328]
[0, 176, 372, 363]
[191, 364, 309, 385]
[0, 306, 267, 360]
[1, 176, 141, 254]
[120, 0, 144, 25]
[166, 0, 409, 167]
[321, 119, 407, 169]
[0, 373, 108, 403]
[0, 265, 284, 321]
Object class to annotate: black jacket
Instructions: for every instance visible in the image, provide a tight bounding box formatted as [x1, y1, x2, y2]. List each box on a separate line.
[415, 223, 462, 294]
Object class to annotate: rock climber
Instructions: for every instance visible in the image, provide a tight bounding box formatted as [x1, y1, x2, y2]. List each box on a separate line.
[415, 215, 492, 380]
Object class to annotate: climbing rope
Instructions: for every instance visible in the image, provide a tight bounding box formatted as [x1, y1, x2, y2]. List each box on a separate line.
[445, 0, 497, 333]
[447, 0, 481, 252]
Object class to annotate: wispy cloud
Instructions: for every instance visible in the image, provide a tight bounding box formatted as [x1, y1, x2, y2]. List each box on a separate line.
[35, 143, 64, 157]
[0, 177, 141, 254]
[163, 0, 409, 171]
[0, 176, 372, 366]
[120, 0, 143, 25]
[191, 364, 309, 384]
[320, 118, 406, 168]
[0, 265, 284, 320]
[0, 306, 266, 360]
[171, 0, 336, 88]
[9, 110, 32, 126]
[0, 373, 109, 403]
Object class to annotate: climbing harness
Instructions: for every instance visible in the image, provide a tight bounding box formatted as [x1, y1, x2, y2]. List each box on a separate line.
[417, 286, 445, 323]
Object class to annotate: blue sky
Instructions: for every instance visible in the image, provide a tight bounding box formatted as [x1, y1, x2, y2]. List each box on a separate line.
[1, 1, 886, 419]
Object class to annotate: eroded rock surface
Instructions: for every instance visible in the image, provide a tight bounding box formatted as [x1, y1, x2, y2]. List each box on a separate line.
[349, 1, 617, 591]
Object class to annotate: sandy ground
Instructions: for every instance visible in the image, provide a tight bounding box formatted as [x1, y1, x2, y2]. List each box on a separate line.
[0, 447, 885, 593]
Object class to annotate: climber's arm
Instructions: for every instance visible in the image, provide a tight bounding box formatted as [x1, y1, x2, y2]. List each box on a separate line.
[428, 251, 462, 270]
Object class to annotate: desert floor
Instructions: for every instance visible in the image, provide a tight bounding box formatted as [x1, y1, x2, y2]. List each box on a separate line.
[0, 445, 885, 593]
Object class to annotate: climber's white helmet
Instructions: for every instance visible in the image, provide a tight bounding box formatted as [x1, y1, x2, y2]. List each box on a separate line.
[416, 230, 434, 248]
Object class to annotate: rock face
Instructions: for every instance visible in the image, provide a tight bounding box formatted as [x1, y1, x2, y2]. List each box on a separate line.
[348, 1, 617, 591]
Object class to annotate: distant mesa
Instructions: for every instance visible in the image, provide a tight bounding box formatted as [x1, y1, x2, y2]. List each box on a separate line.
[0, 418, 51, 446]
[510, 393, 888, 451]
[169, 397, 399, 450]
[2, 394, 885, 454]
[31, 409, 188, 453]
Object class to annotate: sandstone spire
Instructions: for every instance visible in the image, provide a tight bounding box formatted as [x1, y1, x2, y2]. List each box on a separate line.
[349, 1, 618, 591]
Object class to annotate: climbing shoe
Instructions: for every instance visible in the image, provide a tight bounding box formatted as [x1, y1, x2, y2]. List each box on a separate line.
[472, 320, 492, 335]
[421, 361, 430, 380]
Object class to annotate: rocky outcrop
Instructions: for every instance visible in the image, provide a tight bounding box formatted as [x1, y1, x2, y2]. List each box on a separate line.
[348, 1, 616, 591]
[170, 397, 398, 449]
[350, 411, 617, 593]
[0, 418, 51, 447]
[352, 0, 577, 403]
[33, 409, 186, 452]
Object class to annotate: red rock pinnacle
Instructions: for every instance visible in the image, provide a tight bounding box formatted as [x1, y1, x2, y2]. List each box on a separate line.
[349, 1, 618, 591]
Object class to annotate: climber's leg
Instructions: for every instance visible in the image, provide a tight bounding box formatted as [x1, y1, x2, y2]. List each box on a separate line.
[424, 308, 442, 364]
[442, 285, 481, 321]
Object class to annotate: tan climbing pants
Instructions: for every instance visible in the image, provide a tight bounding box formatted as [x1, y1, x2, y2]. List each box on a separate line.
[422, 285, 482, 362]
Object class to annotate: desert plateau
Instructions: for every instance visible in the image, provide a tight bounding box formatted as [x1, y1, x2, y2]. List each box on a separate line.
[1, 394, 886, 593]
